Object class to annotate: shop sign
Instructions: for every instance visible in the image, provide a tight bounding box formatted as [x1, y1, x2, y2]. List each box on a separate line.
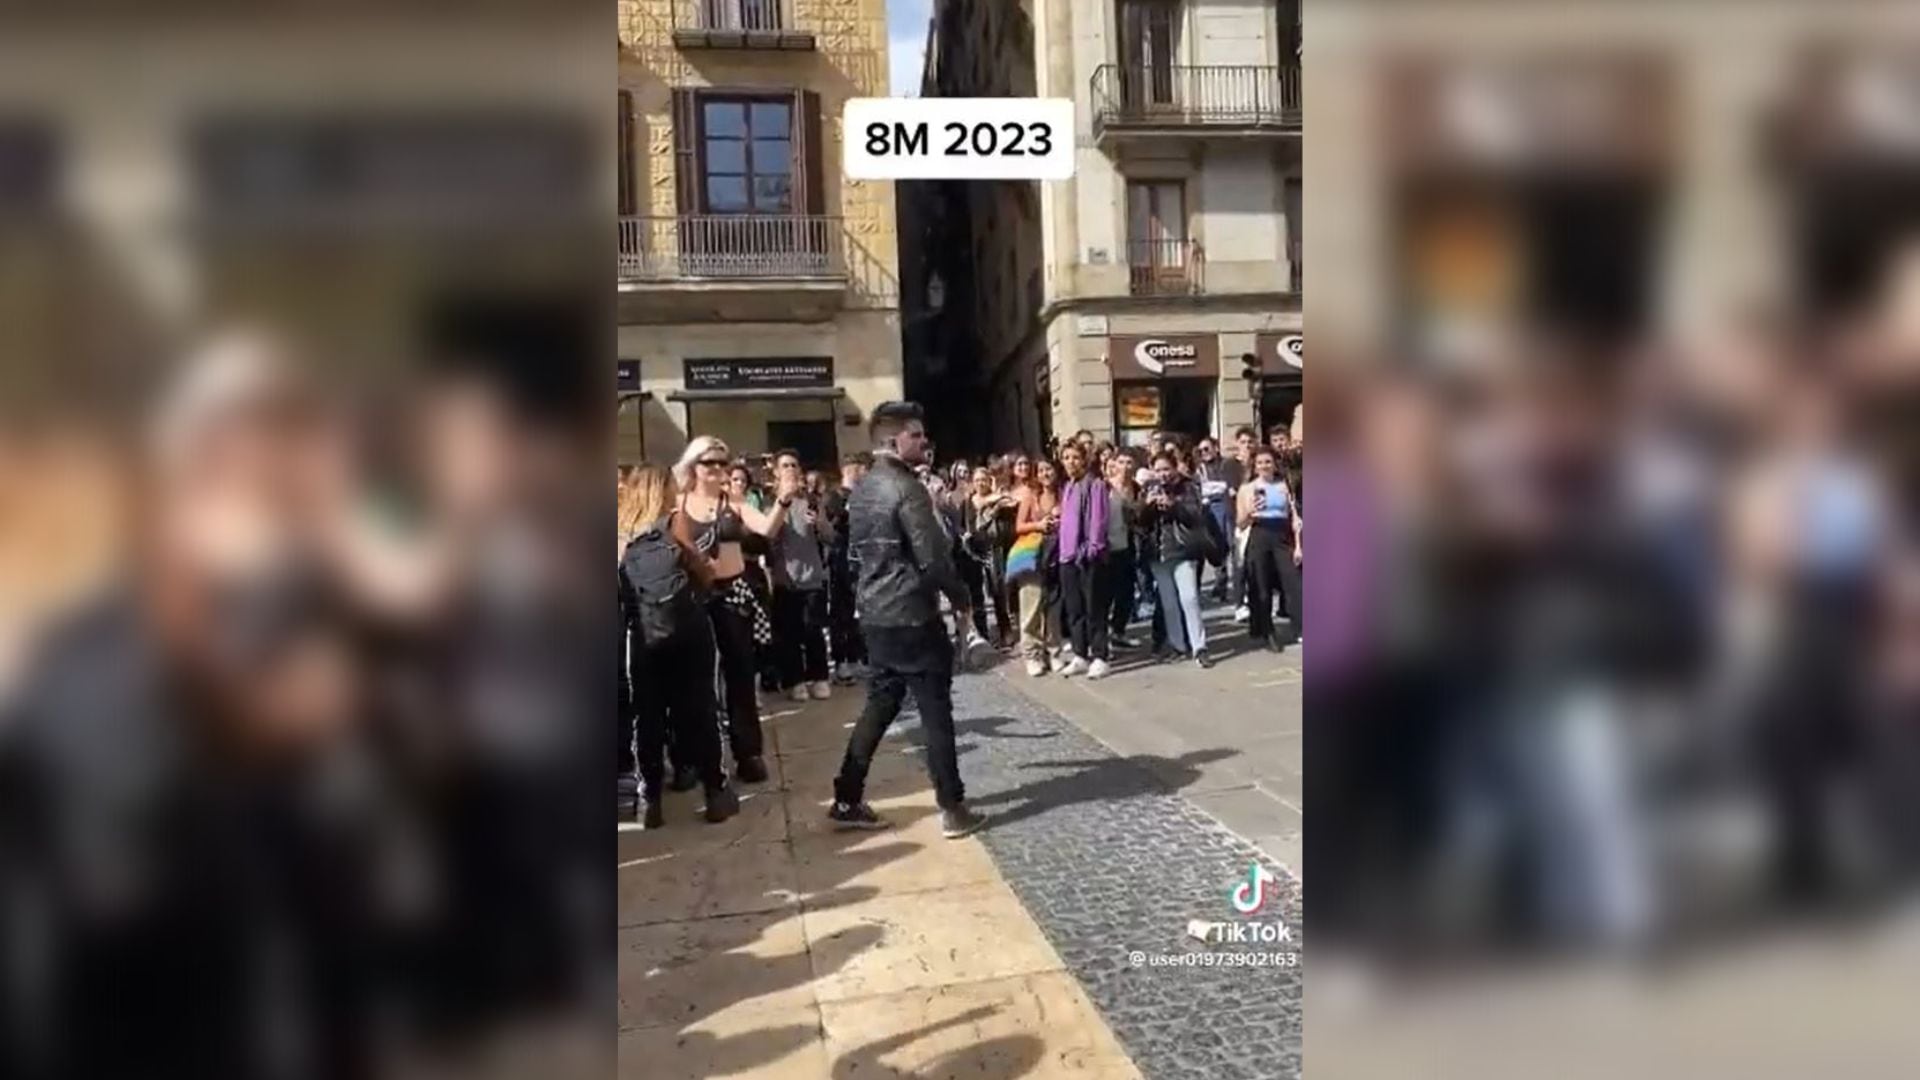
[1256, 333, 1304, 374]
[616, 359, 641, 391]
[1108, 334, 1220, 379]
[683, 357, 833, 391]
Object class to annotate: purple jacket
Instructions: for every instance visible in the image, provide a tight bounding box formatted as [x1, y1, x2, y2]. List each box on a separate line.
[1057, 475, 1111, 564]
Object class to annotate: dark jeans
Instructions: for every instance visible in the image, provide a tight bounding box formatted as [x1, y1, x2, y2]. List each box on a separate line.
[1245, 520, 1301, 644]
[959, 553, 991, 640]
[1059, 557, 1112, 661]
[632, 623, 725, 802]
[708, 588, 765, 762]
[994, 542, 1019, 645]
[773, 586, 831, 688]
[834, 623, 965, 810]
[1106, 547, 1136, 635]
[828, 555, 865, 666]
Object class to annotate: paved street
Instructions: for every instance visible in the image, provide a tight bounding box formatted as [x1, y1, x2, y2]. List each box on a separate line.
[619, 603, 1304, 1080]
[997, 602, 1304, 876]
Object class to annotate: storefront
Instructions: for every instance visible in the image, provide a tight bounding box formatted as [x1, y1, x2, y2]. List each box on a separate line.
[1108, 334, 1220, 448]
[1254, 331, 1304, 438]
[1384, 53, 1674, 360]
[664, 356, 849, 468]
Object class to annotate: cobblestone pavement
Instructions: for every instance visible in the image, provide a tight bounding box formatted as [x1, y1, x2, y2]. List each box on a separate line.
[888, 668, 1305, 1080]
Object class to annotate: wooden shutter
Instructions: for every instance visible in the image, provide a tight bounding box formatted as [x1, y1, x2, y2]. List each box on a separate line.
[671, 88, 700, 214]
[797, 89, 825, 216]
[617, 90, 636, 217]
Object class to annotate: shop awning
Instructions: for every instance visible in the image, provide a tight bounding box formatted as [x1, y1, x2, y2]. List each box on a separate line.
[666, 387, 846, 403]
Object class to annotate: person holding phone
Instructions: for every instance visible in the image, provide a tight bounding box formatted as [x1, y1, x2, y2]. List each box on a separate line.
[1238, 446, 1302, 652]
[1141, 449, 1213, 667]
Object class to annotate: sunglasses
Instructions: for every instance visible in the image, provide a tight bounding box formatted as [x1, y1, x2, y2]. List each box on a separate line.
[696, 457, 729, 468]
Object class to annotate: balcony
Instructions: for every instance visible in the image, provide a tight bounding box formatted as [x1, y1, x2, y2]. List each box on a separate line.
[1092, 64, 1302, 146]
[618, 214, 847, 322]
[672, 0, 815, 51]
[1126, 238, 1204, 297]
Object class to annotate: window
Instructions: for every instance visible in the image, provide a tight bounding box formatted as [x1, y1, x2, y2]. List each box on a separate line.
[1120, 0, 1182, 107]
[700, 97, 793, 214]
[1126, 179, 1191, 293]
[700, 0, 782, 32]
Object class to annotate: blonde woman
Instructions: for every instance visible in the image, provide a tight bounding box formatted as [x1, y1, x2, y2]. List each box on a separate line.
[618, 464, 736, 827]
[669, 436, 799, 784]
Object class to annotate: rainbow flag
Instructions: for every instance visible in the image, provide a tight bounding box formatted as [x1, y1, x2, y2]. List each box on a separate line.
[1004, 532, 1045, 584]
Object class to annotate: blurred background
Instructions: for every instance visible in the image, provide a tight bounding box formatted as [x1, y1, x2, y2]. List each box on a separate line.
[0, 4, 610, 1078]
[1307, 2, 1920, 1077]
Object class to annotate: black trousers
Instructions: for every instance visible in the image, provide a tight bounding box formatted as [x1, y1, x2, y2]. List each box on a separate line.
[1245, 520, 1301, 644]
[1106, 547, 1136, 635]
[632, 623, 725, 802]
[707, 589, 765, 761]
[1059, 557, 1113, 661]
[828, 553, 865, 666]
[835, 623, 965, 810]
[959, 554, 991, 640]
[773, 586, 831, 688]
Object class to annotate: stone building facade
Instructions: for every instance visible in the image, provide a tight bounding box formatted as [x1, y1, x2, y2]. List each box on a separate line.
[618, 0, 903, 467]
[907, 0, 1302, 456]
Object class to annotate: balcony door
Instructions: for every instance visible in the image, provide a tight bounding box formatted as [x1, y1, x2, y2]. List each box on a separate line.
[1127, 180, 1190, 294]
[1119, 0, 1181, 112]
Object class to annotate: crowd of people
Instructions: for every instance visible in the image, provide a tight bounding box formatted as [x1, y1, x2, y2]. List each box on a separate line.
[616, 415, 1304, 829]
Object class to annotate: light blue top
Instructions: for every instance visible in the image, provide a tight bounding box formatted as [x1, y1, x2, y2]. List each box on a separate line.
[1251, 480, 1290, 522]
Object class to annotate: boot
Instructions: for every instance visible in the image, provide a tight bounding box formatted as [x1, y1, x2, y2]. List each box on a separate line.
[704, 781, 740, 823]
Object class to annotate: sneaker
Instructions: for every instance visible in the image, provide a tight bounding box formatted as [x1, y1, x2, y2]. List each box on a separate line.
[940, 805, 987, 839]
[809, 680, 833, 700]
[735, 756, 770, 784]
[1234, 605, 1251, 624]
[960, 633, 995, 671]
[703, 783, 740, 824]
[828, 801, 888, 830]
[1194, 650, 1216, 670]
[668, 768, 701, 794]
[1058, 655, 1088, 677]
[832, 662, 854, 685]
[641, 801, 665, 830]
[1087, 658, 1112, 680]
[1025, 658, 1048, 677]
[788, 685, 811, 703]
[1149, 646, 1176, 664]
[1111, 634, 1137, 650]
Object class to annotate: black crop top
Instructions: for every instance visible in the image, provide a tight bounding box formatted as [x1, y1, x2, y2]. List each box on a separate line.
[683, 495, 750, 554]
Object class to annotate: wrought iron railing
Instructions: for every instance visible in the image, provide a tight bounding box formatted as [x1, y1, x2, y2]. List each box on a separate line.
[675, 0, 790, 33]
[1092, 64, 1302, 132]
[1126, 237, 1204, 296]
[618, 214, 844, 280]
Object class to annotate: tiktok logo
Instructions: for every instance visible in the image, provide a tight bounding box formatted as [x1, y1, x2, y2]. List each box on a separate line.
[1230, 862, 1277, 915]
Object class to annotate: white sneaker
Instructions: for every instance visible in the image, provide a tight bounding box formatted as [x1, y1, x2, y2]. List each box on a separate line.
[1025, 658, 1047, 677]
[788, 685, 811, 703]
[832, 662, 851, 683]
[809, 680, 832, 700]
[1087, 659, 1111, 680]
[1058, 655, 1088, 677]
[1234, 605, 1250, 623]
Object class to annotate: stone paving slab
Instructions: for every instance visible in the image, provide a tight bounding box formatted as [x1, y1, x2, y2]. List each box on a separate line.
[879, 672, 1305, 1080]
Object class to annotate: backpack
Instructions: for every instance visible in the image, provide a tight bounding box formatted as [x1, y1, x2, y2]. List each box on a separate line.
[622, 526, 701, 647]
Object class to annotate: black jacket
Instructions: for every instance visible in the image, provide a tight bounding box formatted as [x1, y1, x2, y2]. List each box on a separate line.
[848, 454, 970, 629]
[1140, 476, 1208, 563]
